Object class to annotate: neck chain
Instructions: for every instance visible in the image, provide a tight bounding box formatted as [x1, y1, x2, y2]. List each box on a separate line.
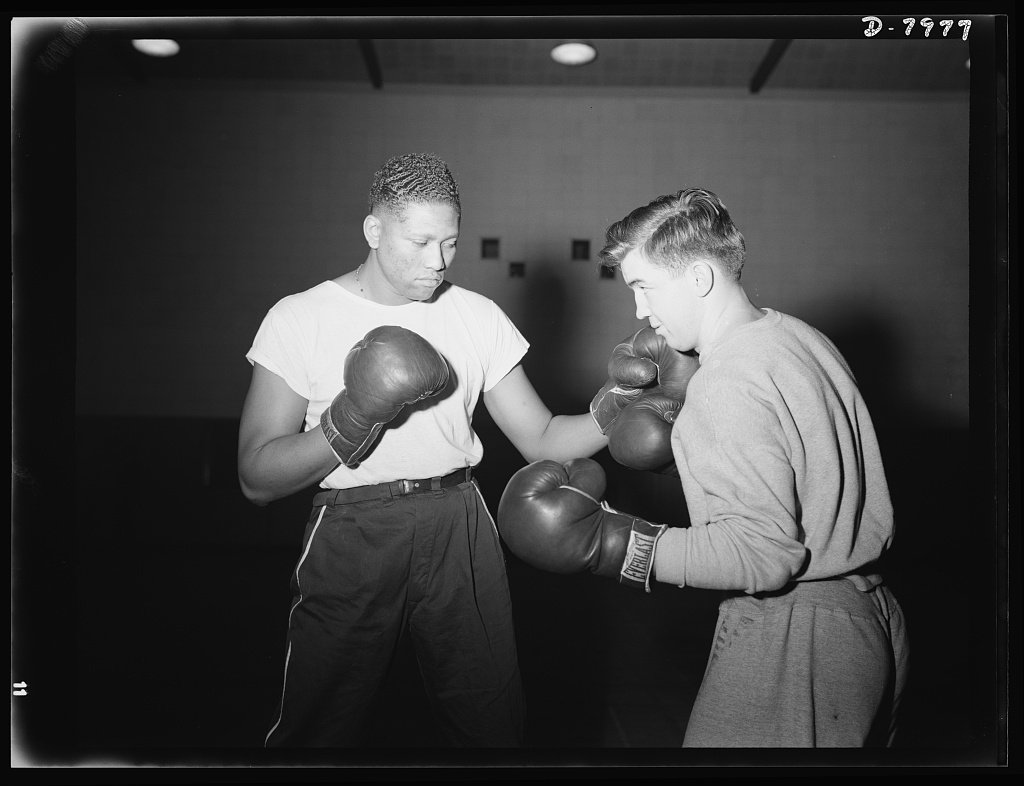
[355, 264, 366, 299]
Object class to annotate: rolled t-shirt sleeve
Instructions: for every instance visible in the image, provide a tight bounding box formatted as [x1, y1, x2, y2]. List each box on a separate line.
[245, 298, 313, 401]
[480, 301, 530, 392]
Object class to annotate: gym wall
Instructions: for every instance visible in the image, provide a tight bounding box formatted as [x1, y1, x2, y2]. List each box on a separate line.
[74, 80, 969, 430]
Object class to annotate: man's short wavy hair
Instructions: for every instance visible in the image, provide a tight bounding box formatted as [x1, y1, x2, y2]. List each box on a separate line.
[599, 188, 746, 280]
[368, 153, 461, 219]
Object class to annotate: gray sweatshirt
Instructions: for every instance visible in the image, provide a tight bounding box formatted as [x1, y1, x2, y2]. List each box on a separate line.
[654, 309, 894, 594]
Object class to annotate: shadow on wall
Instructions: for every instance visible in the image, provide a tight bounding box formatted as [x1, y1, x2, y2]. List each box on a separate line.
[825, 314, 906, 427]
[513, 259, 588, 414]
[808, 302, 964, 432]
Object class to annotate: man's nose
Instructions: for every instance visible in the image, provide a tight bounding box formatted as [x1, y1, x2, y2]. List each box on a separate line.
[634, 290, 650, 320]
[426, 245, 447, 270]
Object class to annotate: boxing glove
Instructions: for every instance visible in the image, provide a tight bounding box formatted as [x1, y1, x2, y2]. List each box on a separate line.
[496, 457, 666, 591]
[590, 327, 698, 434]
[607, 392, 684, 471]
[320, 325, 450, 467]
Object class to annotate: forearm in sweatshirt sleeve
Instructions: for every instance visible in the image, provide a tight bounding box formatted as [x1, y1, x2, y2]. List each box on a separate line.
[654, 385, 808, 594]
[653, 516, 807, 593]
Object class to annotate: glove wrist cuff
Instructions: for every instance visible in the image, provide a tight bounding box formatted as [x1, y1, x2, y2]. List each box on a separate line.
[320, 407, 384, 468]
[590, 384, 643, 434]
[320, 408, 347, 464]
[619, 518, 667, 593]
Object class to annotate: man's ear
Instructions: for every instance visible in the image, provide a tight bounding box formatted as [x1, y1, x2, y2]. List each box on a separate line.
[363, 214, 381, 248]
[692, 261, 715, 298]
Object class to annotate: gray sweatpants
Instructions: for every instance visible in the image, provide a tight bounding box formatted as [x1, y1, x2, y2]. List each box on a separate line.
[683, 578, 909, 748]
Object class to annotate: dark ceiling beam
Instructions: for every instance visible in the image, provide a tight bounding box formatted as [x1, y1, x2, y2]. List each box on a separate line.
[358, 39, 383, 90]
[749, 38, 792, 94]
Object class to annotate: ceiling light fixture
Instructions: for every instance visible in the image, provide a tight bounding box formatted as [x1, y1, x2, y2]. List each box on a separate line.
[551, 42, 597, 66]
[131, 39, 181, 57]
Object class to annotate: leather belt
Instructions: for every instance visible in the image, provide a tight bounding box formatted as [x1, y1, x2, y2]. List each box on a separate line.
[313, 467, 474, 507]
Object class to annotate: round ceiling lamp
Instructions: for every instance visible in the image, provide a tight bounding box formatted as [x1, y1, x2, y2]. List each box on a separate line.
[551, 42, 597, 66]
[131, 39, 181, 57]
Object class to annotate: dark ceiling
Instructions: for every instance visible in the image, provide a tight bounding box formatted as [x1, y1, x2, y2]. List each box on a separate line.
[28, 16, 975, 93]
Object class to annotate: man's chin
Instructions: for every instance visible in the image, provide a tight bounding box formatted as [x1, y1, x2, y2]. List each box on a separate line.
[652, 326, 673, 344]
[658, 332, 689, 353]
[409, 280, 443, 301]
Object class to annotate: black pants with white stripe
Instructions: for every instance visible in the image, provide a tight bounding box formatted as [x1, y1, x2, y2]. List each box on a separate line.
[264, 479, 525, 747]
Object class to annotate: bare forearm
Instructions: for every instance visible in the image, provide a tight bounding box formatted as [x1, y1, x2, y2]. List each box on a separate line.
[522, 413, 608, 463]
[239, 428, 339, 506]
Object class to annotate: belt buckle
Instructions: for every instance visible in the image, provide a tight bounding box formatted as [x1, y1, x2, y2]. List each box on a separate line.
[399, 479, 420, 495]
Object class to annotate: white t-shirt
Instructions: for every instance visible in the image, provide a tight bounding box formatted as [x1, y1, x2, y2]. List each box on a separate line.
[246, 280, 529, 489]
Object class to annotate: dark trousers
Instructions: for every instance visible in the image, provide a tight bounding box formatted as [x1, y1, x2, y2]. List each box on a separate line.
[264, 476, 525, 747]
